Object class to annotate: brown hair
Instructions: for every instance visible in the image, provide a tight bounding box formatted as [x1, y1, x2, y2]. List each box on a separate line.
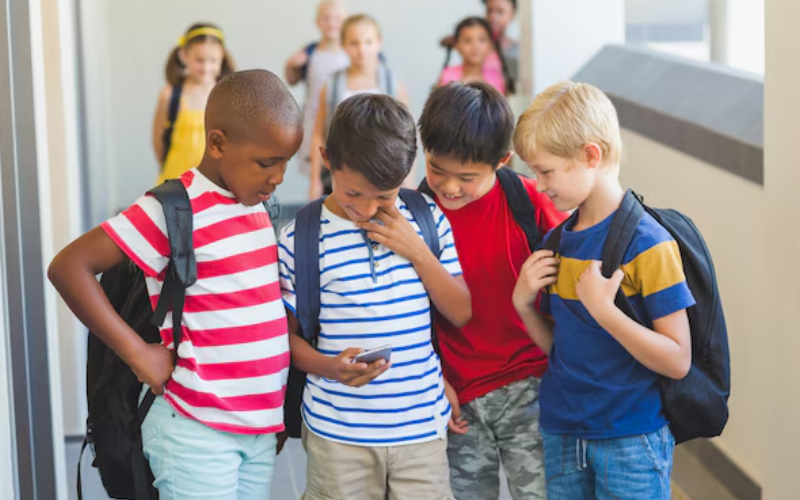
[340, 14, 381, 44]
[165, 23, 235, 88]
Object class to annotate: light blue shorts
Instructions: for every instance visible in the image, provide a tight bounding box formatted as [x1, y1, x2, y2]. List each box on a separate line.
[141, 395, 277, 500]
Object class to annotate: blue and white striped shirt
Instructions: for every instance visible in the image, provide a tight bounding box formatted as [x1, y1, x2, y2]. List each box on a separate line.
[278, 196, 461, 447]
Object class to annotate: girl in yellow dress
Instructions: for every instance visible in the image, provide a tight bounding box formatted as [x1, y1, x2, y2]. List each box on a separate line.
[152, 23, 235, 185]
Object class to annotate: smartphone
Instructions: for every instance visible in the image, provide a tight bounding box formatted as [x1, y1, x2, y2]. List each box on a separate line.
[352, 345, 392, 365]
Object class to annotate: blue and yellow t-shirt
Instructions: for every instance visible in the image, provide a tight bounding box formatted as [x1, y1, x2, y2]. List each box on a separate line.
[540, 211, 695, 439]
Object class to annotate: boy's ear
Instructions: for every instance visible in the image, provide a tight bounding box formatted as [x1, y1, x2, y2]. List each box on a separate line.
[320, 146, 332, 171]
[207, 129, 227, 159]
[583, 143, 603, 169]
[497, 151, 515, 169]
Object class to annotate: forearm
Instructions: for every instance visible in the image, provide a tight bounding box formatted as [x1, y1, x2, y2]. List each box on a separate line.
[285, 64, 302, 86]
[49, 252, 147, 367]
[515, 303, 554, 354]
[412, 251, 471, 327]
[592, 306, 690, 379]
[289, 333, 334, 378]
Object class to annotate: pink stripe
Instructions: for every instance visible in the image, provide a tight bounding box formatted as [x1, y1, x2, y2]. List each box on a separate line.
[123, 204, 171, 257]
[196, 246, 278, 279]
[164, 393, 285, 434]
[162, 318, 288, 348]
[150, 282, 283, 314]
[194, 213, 271, 248]
[191, 191, 239, 214]
[176, 352, 290, 381]
[101, 222, 160, 278]
[181, 169, 196, 188]
[167, 378, 286, 411]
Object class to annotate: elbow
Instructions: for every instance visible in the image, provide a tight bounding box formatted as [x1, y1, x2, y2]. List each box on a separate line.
[47, 254, 65, 289]
[451, 300, 472, 329]
[665, 357, 692, 381]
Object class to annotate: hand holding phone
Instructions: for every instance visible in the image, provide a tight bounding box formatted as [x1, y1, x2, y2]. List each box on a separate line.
[352, 345, 392, 365]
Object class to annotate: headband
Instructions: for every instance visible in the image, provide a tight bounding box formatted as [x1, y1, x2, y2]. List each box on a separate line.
[178, 27, 224, 47]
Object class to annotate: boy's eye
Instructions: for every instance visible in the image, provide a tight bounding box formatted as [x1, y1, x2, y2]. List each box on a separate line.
[346, 192, 360, 198]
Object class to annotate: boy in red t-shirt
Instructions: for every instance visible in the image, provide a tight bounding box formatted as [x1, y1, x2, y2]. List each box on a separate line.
[418, 82, 566, 500]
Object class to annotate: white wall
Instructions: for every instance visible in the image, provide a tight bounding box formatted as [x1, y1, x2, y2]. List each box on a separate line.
[79, 0, 483, 219]
[619, 0, 800, 487]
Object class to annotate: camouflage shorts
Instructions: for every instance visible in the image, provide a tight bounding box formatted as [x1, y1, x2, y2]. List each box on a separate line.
[448, 377, 545, 500]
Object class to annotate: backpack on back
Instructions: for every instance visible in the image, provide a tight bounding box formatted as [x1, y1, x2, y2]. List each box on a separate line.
[418, 166, 542, 252]
[80, 179, 197, 500]
[542, 190, 731, 444]
[284, 190, 441, 438]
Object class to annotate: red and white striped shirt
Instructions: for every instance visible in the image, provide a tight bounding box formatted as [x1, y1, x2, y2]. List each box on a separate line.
[101, 169, 289, 435]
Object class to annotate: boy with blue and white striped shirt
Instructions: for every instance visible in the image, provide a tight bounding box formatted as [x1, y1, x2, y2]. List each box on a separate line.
[279, 94, 471, 500]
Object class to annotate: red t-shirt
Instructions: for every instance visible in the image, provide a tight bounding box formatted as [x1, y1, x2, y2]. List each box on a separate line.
[433, 175, 568, 404]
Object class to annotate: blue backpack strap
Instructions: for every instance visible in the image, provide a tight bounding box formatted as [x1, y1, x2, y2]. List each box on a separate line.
[295, 198, 325, 342]
[161, 84, 183, 163]
[299, 42, 319, 81]
[496, 167, 542, 251]
[148, 179, 196, 353]
[377, 63, 397, 98]
[602, 189, 645, 322]
[399, 189, 440, 257]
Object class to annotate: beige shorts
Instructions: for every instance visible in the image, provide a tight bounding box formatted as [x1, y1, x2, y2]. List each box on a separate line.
[301, 426, 455, 500]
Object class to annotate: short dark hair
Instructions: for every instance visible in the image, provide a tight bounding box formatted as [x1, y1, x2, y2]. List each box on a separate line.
[206, 69, 303, 140]
[326, 94, 417, 191]
[419, 82, 514, 167]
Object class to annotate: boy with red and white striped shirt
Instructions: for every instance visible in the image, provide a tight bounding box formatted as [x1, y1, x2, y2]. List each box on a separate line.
[49, 70, 304, 500]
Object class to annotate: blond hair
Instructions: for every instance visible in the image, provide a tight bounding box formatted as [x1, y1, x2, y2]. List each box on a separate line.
[341, 14, 381, 43]
[514, 81, 622, 167]
[317, 0, 347, 18]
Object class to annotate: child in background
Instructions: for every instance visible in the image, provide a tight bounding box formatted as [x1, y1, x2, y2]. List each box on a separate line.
[308, 14, 411, 200]
[285, 0, 350, 178]
[483, 0, 519, 84]
[153, 23, 234, 185]
[439, 17, 511, 95]
[51, 70, 304, 500]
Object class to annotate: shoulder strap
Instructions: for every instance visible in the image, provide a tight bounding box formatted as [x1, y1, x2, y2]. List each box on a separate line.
[602, 189, 644, 323]
[496, 167, 542, 251]
[295, 198, 325, 343]
[399, 189, 440, 258]
[299, 42, 319, 80]
[148, 179, 196, 352]
[378, 64, 396, 98]
[418, 178, 435, 198]
[161, 85, 183, 163]
[326, 70, 347, 135]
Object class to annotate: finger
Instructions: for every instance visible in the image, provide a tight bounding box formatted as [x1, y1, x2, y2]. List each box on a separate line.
[531, 258, 560, 272]
[378, 205, 401, 219]
[339, 347, 363, 361]
[350, 361, 392, 387]
[521, 250, 555, 271]
[611, 268, 625, 287]
[367, 232, 388, 246]
[357, 221, 385, 234]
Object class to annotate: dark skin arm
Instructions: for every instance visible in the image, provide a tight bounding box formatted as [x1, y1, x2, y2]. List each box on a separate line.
[48, 227, 174, 394]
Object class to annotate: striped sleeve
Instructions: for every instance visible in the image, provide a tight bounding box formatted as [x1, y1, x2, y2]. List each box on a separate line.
[100, 194, 169, 277]
[278, 221, 297, 314]
[623, 232, 696, 321]
[430, 199, 462, 277]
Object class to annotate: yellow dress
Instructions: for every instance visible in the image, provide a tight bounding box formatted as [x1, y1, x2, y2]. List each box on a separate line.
[156, 101, 205, 185]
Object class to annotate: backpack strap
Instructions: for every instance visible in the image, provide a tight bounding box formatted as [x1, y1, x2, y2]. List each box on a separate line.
[496, 167, 542, 251]
[295, 198, 325, 342]
[399, 189, 440, 257]
[161, 84, 183, 164]
[148, 179, 197, 354]
[378, 63, 397, 98]
[299, 42, 319, 81]
[602, 189, 645, 322]
[325, 70, 347, 136]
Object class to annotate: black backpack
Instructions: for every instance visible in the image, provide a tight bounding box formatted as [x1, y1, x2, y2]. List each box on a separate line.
[160, 85, 183, 164]
[542, 190, 731, 444]
[79, 181, 282, 500]
[418, 166, 543, 252]
[284, 190, 441, 438]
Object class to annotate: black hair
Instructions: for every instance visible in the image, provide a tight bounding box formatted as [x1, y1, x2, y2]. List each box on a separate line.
[441, 16, 515, 95]
[206, 70, 303, 139]
[326, 94, 417, 191]
[419, 81, 514, 167]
